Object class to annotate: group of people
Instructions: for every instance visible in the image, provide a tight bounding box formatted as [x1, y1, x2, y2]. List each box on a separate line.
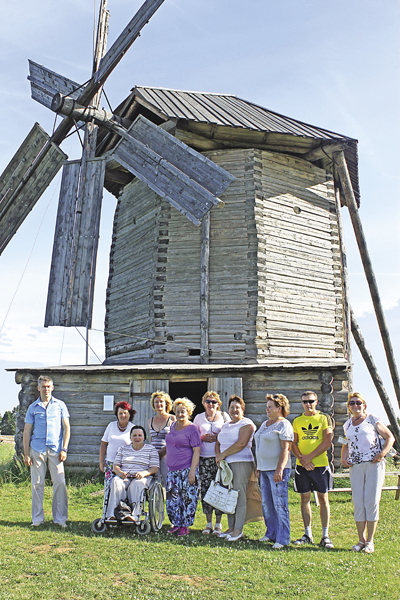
[23, 376, 395, 552]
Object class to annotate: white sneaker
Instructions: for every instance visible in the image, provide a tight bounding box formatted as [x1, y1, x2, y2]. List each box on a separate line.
[259, 535, 274, 542]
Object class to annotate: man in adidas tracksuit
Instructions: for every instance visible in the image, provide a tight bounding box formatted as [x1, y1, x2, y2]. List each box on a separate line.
[292, 390, 334, 548]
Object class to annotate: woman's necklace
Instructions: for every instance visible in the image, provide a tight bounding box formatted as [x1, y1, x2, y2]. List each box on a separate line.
[117, 422, 128, 432]
[352, 415, 364, 426]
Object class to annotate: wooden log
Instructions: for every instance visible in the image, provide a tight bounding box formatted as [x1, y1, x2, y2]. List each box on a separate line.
[333, 181, 352, 377]
[351, 308, 400, 447]
[200, 211, 210, 363]
[335, 150, 400, 409]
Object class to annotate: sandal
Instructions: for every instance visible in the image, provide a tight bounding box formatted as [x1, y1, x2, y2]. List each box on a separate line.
[363, 542, 375, 554]
[202, 525, 213, 534]
[351, 541, 365, 552]
[212, 525, 223, 536]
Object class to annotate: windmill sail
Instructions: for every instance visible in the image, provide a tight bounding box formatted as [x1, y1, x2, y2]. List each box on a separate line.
[0, 123, 67, 255]
[45, 157, 106, 328]
[111, 115, 236, 225]
[28, 60, 82, 111]
[128, 115, 235, 197]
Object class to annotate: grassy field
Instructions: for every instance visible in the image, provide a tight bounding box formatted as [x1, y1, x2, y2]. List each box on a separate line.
[0, 443, 399, 600]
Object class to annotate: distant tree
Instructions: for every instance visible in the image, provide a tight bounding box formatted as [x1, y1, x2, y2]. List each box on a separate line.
[0, 409, 17, 435]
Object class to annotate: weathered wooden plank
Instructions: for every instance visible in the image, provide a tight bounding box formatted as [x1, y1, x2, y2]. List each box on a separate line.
[28, 60, 81, 110]
[45, 157, 105, 327]
[130, 115, 235, 197]
[0, 127, 66, 234]
[45, 161, 80, 325]
[113, 132, 224, 225]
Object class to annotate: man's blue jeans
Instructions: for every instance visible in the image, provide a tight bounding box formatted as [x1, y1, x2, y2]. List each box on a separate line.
[259, 468, 291, 545]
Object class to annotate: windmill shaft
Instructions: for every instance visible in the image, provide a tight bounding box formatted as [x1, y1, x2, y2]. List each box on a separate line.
[51, 93, 131, 131]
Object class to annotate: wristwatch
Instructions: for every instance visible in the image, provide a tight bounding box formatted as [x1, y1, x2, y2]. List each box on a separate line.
[62, 447, 68, 453]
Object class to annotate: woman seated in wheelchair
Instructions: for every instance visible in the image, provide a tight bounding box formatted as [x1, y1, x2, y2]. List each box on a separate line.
[107, 425, 160, 522]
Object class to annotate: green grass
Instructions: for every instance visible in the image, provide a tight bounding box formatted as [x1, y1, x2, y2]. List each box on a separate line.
[0, 447, 399, 600]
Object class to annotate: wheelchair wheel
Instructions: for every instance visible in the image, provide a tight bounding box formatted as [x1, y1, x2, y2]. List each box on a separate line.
[136, 520, 151, 536]
[91, 518, 107, 534]
[149, 482, 165, 532]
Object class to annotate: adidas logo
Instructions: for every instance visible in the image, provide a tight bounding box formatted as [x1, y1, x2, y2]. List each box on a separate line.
[301, 423, 319, 439]
[301, 423, 319, 435]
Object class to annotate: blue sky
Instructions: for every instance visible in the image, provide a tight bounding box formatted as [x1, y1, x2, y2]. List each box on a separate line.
[0, 0, 399, 421]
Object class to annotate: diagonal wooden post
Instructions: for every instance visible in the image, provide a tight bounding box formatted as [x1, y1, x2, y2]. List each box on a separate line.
[334, 150, 400, 410]
[351, 308, 400, 447]
[200, 211, 210, 364]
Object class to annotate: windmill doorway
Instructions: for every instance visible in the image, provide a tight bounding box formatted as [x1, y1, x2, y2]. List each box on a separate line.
[168, 380, 207, 420]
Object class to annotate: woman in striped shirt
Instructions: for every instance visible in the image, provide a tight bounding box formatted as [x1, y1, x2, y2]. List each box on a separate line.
[148, 391, 176, 487]
[106, 426, 159, 520]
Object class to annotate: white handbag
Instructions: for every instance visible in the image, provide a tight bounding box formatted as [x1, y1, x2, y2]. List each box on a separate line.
[204, 467, 239, 514]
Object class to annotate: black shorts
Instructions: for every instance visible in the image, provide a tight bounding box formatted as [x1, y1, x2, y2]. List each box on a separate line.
[294, 465, 333, 494]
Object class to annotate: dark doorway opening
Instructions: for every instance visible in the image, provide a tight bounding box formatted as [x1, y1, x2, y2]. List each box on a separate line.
[169, 380, 207, 420]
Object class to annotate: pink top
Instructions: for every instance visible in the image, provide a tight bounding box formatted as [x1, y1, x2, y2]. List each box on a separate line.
[165, 422, 201, 471]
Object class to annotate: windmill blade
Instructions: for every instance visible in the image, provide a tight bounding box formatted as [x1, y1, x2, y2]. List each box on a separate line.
[51, 96, 236, 224]
[129, 115, 236, 197]
[110, 116, 235, 225]
[93, 0, 165, 87]
[113, 136, 218, 226]
[0, 123, 67, 255]
[28, 60, 82, 111]
[45, 157, 106, 328]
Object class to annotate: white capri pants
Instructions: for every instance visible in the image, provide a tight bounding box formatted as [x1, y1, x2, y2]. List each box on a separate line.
[106, 476, 150, 518]
[349, 460, 385, 522]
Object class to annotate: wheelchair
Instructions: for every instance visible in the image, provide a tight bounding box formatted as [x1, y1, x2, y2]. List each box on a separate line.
[91, 474, 164, 535]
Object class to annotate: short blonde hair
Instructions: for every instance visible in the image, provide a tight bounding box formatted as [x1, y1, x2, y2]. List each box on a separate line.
[302, 390, 318, 401]
[172, 397, 196, 417]
[266, 393, 290, 418]
[202, 390, 222, 409]
[38, 375, 53, 386]
[150, 391, 173, 413]
[347, 392, 367, 414]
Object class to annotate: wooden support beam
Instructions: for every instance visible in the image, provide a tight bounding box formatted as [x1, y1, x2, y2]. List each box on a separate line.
[351, 308, 400, 447]
[335, 150, 400, 410]
[333, 180, 352, 385]
[200, 211, 210, 364]
[304, 141, 349, 162]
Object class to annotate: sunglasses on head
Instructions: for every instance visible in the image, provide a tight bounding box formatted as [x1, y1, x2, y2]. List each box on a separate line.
[204, 399, 218, 405]
[349, 400, 363, 406]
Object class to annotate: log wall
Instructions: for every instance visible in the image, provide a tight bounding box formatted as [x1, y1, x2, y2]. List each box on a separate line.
[253, 150, 345, 360]
[104, 147, 345, 365]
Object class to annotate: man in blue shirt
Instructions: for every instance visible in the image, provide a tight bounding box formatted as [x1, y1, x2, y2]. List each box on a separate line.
[23, 375, 70, 527]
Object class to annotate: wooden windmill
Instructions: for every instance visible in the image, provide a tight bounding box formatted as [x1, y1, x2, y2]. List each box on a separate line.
[3, 1, 400, 463]
[0, 0, 235, 330]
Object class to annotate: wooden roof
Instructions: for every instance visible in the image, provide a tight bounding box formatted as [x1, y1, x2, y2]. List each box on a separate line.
[98, 86, 360, 203]
[8, 358, 349, 379]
